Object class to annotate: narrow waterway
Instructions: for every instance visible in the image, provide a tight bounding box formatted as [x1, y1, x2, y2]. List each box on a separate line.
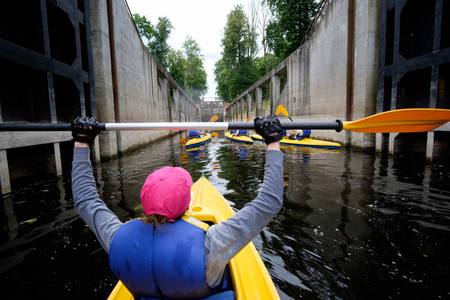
[1, 133, 449, 299]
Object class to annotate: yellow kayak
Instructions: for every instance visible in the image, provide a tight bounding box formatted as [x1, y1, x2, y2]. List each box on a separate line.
[225, 132, 253, 144]
[107, 176, 280, 300]
[251, 134, 341, 149]
[186, 133, 212, 149]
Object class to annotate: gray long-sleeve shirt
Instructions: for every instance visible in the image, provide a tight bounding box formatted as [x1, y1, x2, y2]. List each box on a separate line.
[72, 147, 284, 288]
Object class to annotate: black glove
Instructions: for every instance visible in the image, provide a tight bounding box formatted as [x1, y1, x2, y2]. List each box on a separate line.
[254, 115, 282, 145]
[71, 117, 99, 144]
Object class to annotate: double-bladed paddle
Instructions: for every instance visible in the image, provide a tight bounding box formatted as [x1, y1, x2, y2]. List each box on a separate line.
[1, 109, 449, 133]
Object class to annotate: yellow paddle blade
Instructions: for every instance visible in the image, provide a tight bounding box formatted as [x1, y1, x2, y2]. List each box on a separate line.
[180, 137, 187, 144]
[343, 108, 450, 133]
[212, 132, 219, 137]
[246, 117, 251, 122]
[275, 105, 282, 116]
[276, 105, 289, 117]
[275, 104, 294, 121]
[210, 115, 219, 122]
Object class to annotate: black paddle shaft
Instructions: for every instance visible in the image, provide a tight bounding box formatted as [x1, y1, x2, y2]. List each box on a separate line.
[0, 123, 106, 131]
[0, 120, 343, 132]
[228, 120, 343, 132]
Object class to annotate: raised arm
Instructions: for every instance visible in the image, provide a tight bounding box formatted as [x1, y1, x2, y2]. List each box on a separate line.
[205, 115, 284, 288]
[71, 117, 122, 253]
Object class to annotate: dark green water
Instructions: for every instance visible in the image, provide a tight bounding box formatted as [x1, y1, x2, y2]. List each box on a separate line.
[1, 134, 449, 299]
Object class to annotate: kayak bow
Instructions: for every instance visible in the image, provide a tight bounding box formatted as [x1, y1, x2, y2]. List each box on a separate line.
[225, 132, 253, 144]
[251, 134, 341, 149]
[185, 133, 212, 149]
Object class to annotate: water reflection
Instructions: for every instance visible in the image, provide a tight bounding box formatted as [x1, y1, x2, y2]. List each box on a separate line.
[1, 135, 449, 299]
[230, 143, 251, 161]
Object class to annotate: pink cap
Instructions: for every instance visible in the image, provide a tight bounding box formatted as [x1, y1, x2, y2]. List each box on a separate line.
[140, 166, 193, 221]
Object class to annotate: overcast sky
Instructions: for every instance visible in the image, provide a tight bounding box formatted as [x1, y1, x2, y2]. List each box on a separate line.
[126, 0, 252, 100]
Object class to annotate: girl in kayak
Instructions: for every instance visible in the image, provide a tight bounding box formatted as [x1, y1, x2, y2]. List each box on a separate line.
[189, 129, 205, 138]
[283, 129, 312, 140]
[283, 129, 297, 139]
[296, 129, 311, 140]
[71, 115, 284, 299]
[231, 129, 248, 136]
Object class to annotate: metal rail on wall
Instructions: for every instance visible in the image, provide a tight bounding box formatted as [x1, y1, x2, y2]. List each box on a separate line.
[301, 0, 330, 46]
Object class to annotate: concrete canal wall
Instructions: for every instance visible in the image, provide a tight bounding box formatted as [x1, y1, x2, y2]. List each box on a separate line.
[90, 0, 198, 158]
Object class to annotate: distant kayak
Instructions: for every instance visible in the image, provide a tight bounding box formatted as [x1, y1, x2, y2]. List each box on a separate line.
[251, 134, 341, 149]
[186, 133, 212, 149]
[107, 175, 280, 300]
[225, 132, 253, 144]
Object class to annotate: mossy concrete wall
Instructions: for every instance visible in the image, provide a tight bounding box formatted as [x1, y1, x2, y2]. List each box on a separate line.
[89, 0, 198, 160]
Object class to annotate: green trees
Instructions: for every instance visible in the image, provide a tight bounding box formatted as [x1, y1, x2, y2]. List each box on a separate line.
[214, 1, 317, 102]
[133, 1, 318, 103]
[182, 37, 208, 101]
[265, 0, 318, 60]
[165, 38, 208, 101]
[167, 48, 186, 88]
[255, 53, 279, 78]
[214, 5, 259, 101]
[133, 14, 173, 67]
[133, 14, 207, 101]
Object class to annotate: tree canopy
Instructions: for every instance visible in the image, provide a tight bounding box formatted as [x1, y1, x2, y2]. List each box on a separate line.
[134, 15, 207, 101]
[133, 14, 173, 67]
[166, 48, 186, 88]
[265, 0, 318, 60]
[133, 1, 318, 103]
[182, 37, 208, 101]
[214, 5, 259, 102]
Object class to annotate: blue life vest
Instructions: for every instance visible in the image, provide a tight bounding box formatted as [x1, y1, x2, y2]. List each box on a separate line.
[230, 130, 237, 134]
[282, 130, 287, 137]
[297, 129, 311, 140]
[189, 130, 200, 138]
[109, 217, 211, 299]
[302, 129, 311, 137]
[237, 130, 247, 136]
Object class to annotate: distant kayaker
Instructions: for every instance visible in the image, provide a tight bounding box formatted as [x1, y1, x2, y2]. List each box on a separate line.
[231, 129, 247, 136]
[71, 115, 284, 299]
[189, 129, 205, 139]
[283, 129, 297, 139]
[283, 129, 311, 140]
[296, 129, 311, 140]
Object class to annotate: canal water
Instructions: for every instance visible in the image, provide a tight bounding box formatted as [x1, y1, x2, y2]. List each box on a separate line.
[1, 133, 449, 299]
